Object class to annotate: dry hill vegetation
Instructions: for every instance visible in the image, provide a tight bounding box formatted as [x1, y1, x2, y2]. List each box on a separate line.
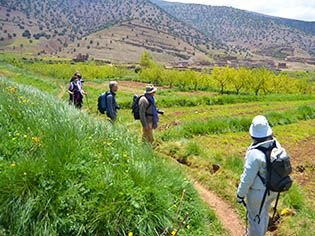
[152, 0, 315, 59]
[0, 0, 223, 63]
[0, 0, 314, 67]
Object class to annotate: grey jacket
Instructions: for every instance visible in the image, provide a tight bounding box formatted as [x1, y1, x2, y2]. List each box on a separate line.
[237, 138, 281, 198]
[139, 95, 153, 128]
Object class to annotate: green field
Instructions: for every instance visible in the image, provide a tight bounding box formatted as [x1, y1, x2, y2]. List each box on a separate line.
[0, 55, 315, 235]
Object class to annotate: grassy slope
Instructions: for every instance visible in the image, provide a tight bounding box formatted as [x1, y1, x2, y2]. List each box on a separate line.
[0, 80, 224, 235]
[1, 61, 315, 235]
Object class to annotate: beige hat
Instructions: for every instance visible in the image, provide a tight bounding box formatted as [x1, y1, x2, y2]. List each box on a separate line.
[145, 85, 157, 94]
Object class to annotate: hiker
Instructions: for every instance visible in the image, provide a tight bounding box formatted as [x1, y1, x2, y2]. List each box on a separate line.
[105, 81, 120, 122]
[68, 75, 86, 109]
[236, 115, 283, 236]
[68, 75, 76, 105]
[74, 72, 85, 90]
[138, 85, 163, 144]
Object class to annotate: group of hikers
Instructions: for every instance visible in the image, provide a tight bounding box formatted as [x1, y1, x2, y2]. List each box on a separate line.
[67, 72, 292, 236]
[67, 72, 163, 144]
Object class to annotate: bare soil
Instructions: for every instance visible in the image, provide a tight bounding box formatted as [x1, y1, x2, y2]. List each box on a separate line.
[287, 136, 315, 206]
[193, 181, 244, 236]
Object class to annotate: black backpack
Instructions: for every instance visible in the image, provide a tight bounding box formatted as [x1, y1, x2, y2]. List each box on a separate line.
[132, 95, 151, 120]
[98, 92, 109, 114]
[255, 141, 293, 224]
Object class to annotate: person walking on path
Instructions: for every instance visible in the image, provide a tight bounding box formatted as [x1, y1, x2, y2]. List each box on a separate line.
[106, 81, 120, 122]
[138, 85, 163, 144]
[237, 115, 282, 236]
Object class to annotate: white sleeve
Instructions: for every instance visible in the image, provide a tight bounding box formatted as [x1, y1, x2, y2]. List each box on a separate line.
[237, 150, 261, 198]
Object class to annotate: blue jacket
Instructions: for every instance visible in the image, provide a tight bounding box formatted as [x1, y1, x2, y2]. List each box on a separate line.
[106, 91, 120, 120]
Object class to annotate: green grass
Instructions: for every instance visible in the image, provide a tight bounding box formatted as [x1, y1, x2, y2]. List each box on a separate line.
[0, 80, 224, 235]
[1, 59, 315, 236]
[160, 105, 315, 140]
[158, 118, 315, 231]
[278, 184, 315, 235]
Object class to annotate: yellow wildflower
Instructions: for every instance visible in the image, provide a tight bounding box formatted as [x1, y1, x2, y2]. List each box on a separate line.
[128, 232, 133, 236]
[7, 86, 17, 94]
[32, 136, 41, 144]
[171, 230, 177, 236]
[11, 163, 16, 167]
[280, 208, 296, 217]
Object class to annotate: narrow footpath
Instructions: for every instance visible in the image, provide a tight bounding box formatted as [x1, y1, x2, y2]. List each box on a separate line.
[193, 182, 244, 236]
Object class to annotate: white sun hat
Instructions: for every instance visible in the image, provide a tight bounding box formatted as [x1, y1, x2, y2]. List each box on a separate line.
[249, 115, 273, 138]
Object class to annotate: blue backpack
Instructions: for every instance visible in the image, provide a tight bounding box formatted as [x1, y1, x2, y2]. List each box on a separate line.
[98, 92, 109, 114]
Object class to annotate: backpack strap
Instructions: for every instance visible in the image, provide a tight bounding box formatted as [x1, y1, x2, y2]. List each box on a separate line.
[254, 141, 276, 224]
[272, 192, 281, 221]
[255, 141, 276, 187]
[254, 188, 268, 224]
[257, 172, 266, 185]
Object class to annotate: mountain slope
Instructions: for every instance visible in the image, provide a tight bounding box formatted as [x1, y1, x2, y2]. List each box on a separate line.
[0, 0, 229, 64]
[152, 0, 315, 59]
[1, 0, 314, 66]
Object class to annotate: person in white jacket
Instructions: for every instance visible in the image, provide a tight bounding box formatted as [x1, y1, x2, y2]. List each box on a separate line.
[237, 115, 280, 236]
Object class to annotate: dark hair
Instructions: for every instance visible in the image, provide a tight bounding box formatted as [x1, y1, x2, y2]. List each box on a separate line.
[252, 135, 273, 145]
[74, 72, 81, 78]
[70, 75, 77, 82]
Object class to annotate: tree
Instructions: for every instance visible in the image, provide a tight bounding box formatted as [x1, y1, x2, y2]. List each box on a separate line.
[139, 50, 154, 68]
[212, 66, 231, 94]
[22, 30, 31, 38]
[250, 68, 272, 95]
[230, 67, 248, 94]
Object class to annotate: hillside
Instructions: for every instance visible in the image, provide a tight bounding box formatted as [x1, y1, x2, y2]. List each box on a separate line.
[0, 0, 226, 64]
[1, 0, 315, 68]
[152, 0, 315, 59]
[0, 77, 224, 235]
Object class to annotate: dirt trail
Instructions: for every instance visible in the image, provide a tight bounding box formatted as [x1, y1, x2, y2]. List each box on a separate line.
[193, 181, 244, 236]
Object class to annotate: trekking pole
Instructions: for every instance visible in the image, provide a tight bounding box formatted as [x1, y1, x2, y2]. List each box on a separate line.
[173, 190, 185, 226]
[159, 227, 169, 236]
[174, 213, 189, 236]
[85, 94, 90, 111]
[271, 192, 281, 222]
[242, 200, 248, 236]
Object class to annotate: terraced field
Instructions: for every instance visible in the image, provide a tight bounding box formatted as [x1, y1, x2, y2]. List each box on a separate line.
[0, 61, 314, 235]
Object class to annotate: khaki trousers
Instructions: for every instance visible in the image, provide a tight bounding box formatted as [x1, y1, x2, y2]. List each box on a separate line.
[142, 123, 154, 144]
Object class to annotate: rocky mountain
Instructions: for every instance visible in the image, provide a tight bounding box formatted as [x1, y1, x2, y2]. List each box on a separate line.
[152, 0, 315, 59]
